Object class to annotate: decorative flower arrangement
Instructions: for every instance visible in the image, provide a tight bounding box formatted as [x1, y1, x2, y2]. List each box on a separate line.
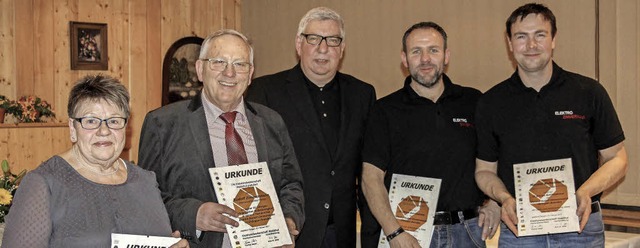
[0, 159, 26, 223]
[10, 96, 56, 123]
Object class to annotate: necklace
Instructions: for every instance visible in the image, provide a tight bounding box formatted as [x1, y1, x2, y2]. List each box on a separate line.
[73, 146, 120, 176]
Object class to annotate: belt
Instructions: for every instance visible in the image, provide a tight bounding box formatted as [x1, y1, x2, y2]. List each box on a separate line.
[432, 202, 599, 226]
[433, 208, 478, 225]
[591, 201, 600, 213]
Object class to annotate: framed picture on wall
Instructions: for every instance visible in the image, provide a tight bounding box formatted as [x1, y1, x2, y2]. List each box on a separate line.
[70, 21, 108, 70]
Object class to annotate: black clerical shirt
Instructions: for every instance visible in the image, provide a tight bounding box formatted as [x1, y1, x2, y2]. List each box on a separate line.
[304, 76, 341, 157]
[304, 75, 341, 224]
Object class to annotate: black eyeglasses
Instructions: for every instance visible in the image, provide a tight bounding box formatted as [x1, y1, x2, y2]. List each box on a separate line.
[300, 33, 343, 47]
[199, 59, 252, 73]
[73, 117, 128, 130]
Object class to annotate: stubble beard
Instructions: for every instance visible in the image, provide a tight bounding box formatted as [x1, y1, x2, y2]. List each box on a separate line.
[411, 67, 442, 89]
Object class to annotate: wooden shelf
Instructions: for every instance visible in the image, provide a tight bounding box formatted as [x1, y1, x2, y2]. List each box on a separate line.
[0, 122, 68, 128]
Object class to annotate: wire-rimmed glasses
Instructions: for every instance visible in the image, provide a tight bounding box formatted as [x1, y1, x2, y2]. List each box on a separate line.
[200, 59, 252, 73]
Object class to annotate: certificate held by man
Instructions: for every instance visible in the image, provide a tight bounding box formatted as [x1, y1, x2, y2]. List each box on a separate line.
[209, 162, 292, 247]
[513, 158, 580, 236]
[378, 174, 441, 248]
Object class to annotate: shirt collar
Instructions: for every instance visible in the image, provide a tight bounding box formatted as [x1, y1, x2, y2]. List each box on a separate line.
[302, 71, 339, 91]
[201, 94, 247, 122]
[508, 61, 565, 92]
[402, 73, 459, 103]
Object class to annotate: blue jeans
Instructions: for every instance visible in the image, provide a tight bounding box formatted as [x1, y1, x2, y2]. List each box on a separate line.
[429, 217, 486, 248]
[498, 211, 604, 247]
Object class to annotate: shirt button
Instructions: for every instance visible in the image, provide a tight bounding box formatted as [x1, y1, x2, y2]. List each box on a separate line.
[323, 113, 327, 117]
[320, 87, 324, 91]
[330, 170, 335, 176]
[324, 203, 330, 209]
[321, 100, 325, 104]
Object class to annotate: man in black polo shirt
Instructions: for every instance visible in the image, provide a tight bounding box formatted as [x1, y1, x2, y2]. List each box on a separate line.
[360, 21, 499, 248]
[475, 3, 628, 247]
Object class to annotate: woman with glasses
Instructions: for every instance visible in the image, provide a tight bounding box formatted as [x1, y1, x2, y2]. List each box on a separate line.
[2, 75, 188, 248]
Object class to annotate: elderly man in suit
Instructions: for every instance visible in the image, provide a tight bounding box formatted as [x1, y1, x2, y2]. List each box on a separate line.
[246, 7, 376, 248]
[138, 29, 304, 248]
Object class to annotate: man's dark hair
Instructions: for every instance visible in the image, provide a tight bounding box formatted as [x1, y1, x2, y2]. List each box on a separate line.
[506, 3, 557, 38]
[402, 21, 448, 53]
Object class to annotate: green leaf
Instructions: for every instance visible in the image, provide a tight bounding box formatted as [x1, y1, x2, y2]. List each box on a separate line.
[1, 160, 8, 174]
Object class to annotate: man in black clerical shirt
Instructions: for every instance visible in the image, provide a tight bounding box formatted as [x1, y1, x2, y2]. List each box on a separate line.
[246, 6, 376, 248]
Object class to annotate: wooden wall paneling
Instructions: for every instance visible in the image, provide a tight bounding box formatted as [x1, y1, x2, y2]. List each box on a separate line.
[51, 124, 70, 160]
[222, 0, 237, 29]
[0, 0, 16, 97]
[107, 0, 130, 83]
[0, 125, 71, 172]
[145, 0, 162, 113]
[161, 0, 194, 61]
[27, 128, 52, 168]
[8, 128, 36, 171]
[14, 0, 35, 97]
[0, 130, 6, 161]
[129, 0, 149, 163]
[191, 0, 212, 36]
[190, 0, 206, 36]
[233, 0, 241, 31]
[53, 0, 79, 121]
[33, 0, 55, 102]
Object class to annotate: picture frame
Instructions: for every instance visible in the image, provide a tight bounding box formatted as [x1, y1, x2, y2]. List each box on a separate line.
[70, 21, 108, 70]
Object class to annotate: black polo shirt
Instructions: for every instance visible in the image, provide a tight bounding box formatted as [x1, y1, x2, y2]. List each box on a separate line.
[362, 75, 484, 211]
[475, 63, 625, 201]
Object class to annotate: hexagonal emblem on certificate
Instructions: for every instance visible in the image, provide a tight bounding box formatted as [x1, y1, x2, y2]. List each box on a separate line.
[233, 186, 275, 227]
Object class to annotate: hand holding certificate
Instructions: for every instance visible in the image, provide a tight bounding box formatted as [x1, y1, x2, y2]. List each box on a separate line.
[377, 174, 441, 248]
[513, 158, 580, 236]
[209, 162, 293, 247]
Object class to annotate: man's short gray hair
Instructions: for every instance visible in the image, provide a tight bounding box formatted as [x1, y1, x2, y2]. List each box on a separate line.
[297, 7, 345, 39]
[199, 29, 254, 64]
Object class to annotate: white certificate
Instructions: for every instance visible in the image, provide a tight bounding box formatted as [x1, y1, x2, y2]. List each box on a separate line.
[209, 162, 292, 247]
[513, 158, 580, 236]
[111, 233, 181, 248]
[378, 174, 441, 248]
